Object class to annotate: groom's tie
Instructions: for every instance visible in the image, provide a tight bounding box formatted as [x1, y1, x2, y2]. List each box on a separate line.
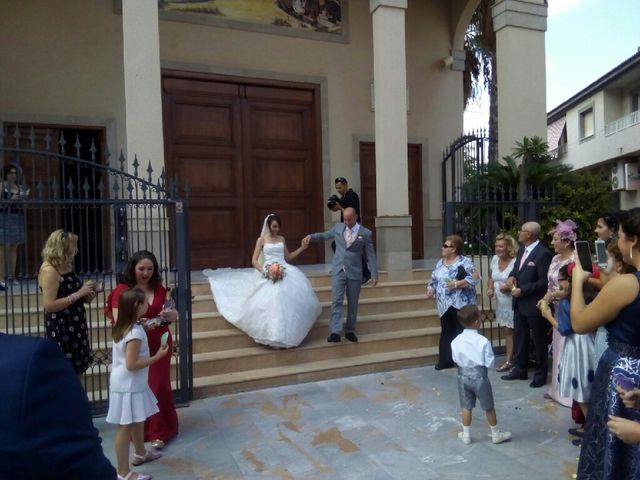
[345, 228, 354, 248]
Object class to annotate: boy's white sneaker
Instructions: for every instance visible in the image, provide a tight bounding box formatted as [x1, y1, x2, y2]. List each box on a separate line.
[458, 432, 471, 445]
[491, 430, 512, 444]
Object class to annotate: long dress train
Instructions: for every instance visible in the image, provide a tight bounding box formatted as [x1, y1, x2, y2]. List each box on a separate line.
[203, 242, 321, 348]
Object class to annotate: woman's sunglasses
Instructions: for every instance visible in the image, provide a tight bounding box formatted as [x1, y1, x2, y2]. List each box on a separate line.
[442, 243, 454, 248]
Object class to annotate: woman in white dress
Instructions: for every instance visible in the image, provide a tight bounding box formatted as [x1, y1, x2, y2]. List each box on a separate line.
[486, 233, 518, 372]
[203, 214, 322, 348]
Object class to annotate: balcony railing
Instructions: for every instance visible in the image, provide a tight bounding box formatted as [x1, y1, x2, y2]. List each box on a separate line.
[605, 110, 640, 136]
[549, 143, 567, 160]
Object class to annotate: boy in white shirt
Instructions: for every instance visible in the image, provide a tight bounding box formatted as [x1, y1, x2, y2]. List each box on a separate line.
[451, 305, 512, 445]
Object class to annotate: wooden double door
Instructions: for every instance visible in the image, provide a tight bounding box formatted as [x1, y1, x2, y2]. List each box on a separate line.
[162, 71, 324, 269]
[359, 142, 424, 259]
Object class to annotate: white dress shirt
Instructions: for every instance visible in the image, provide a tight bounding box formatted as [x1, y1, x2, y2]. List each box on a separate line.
[451, 329, 495, 368]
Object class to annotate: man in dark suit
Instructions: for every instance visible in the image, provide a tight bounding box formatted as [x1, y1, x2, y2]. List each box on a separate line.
[0, 333, 116, 479]
[501, 222, 553, 388]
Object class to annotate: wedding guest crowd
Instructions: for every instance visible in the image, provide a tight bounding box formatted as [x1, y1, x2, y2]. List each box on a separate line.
[6, 204, 640, 478]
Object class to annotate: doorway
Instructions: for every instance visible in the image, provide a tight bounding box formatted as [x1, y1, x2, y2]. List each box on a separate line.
[359, 142, 424, 259]
[2, 124, 107, 275]
[161, 70, 324, 269]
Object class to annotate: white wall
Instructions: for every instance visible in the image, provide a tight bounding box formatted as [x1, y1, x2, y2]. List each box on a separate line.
[562, 91, 640, 171]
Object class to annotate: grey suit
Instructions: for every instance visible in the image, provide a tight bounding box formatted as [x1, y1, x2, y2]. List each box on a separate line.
[310, 223, 378, 334]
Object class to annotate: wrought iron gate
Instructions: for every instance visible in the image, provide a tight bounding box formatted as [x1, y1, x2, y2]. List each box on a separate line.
[0, 126, 192, 414]
[442, 131, 558, 347]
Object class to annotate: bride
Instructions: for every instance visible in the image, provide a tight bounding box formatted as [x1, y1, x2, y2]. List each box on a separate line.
[203, 214, 322, 348]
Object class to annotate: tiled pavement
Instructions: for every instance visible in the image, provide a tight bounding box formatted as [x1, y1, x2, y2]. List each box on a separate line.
[96, 359, 580, 479]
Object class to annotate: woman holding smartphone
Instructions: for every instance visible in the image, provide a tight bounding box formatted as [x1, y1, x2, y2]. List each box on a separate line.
[571, 208, 640, 479]
[106, 250, 179, 450]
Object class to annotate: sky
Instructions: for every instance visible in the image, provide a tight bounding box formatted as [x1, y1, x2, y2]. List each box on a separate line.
[464, 0, 640, 132]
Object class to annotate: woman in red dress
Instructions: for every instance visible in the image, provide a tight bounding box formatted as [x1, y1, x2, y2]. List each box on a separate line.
[107, 250, 179, 449]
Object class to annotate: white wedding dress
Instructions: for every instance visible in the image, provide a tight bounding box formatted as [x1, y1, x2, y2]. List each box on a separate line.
[203, 242, 322, 348]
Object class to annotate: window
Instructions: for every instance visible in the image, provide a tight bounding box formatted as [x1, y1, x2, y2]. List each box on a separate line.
[580, 107, 595, 140]
[632, 91, 639, 113]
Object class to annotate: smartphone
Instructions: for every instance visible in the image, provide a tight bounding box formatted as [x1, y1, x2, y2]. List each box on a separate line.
[614, 373, 636, 391]
[595, 240, 607, 269]
[575, 240, 593, 273]
[160, 331, 169, 349]
[95, 281, 104, 293]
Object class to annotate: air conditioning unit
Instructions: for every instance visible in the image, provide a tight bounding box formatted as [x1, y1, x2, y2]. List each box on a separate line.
[625, 161, 640, 191]
[612, 160, 627, 191]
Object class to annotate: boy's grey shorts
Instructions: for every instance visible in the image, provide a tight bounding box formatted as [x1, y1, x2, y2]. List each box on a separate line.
[457, 366, 494, 411]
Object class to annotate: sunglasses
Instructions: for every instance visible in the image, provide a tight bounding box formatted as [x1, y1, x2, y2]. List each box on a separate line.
[334, 177, 347, 184]
[442, 243, 454, 248]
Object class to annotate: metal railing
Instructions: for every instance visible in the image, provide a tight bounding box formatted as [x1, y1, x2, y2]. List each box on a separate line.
[605, 109, 640, 136]
[0, 125, 192, 414]
[442, 132, 560, 350]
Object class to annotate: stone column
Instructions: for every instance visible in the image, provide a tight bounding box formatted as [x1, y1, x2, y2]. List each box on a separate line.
[492, 0, 548, 162]
[370, 0, 412, 278]
[122, 1, 168, 261]
[122, 0, 165, 174]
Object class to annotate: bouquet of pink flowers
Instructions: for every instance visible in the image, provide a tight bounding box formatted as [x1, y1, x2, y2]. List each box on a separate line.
[263, 262, 286, 283]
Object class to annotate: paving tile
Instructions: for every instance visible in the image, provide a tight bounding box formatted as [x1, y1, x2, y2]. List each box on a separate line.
[96, 357, 579, 479]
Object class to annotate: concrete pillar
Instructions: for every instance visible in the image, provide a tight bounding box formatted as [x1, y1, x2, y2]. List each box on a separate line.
[122, 0, 165, 175]
[492, 0, 548, 162]
[122, 1, 168, 261]
[370, 0, 412, 277]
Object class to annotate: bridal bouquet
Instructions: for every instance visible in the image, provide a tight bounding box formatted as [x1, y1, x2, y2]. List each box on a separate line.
[263, 262, 286, 283]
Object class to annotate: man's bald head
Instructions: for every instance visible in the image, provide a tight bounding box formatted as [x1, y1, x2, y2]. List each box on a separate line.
[518, 221, 541, 245]
[523, 222, 541, 238]
[343, 208, 357, 228]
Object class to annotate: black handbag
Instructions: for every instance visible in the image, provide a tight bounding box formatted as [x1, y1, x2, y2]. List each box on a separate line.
[455, 265, 467, 281]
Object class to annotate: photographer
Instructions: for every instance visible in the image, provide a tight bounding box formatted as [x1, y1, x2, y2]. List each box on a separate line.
[329, 177, 361, 222]
[328, 177, 370, 283]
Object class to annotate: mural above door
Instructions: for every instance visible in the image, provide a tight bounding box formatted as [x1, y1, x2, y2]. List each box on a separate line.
[149, 0, 347, 42]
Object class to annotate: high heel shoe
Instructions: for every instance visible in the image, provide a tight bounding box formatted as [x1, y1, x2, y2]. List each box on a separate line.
[496, 361, 513, 372]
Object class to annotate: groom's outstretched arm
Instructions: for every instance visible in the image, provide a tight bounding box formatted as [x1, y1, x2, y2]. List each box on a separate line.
[306, 225, 337, 243]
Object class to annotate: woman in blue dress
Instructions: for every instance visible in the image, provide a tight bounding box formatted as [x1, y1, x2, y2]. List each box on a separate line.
[571, 208, 640, 479]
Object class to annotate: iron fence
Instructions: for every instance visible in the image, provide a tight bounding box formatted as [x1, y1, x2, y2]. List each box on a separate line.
[442, 132, 559, 348]
[0, 125, 192, 414]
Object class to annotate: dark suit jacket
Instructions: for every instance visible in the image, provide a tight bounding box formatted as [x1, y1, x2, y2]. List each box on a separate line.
[508, 242, 553, 317]
[338, 189, 361, 223]
[0, 333, 116, 480]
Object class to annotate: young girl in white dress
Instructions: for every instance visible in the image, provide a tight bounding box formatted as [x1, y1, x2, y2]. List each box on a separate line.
[106, 287, 169, 480]
[204, 214, 322, 348]
[538, 265, 596, 422]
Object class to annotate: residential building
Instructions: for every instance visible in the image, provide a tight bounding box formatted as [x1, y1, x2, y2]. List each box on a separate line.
[547, 50, 640, 209]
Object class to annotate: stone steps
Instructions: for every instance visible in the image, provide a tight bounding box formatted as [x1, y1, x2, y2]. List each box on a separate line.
[4, 266, 499, 401]
[193, 347, 440, 397]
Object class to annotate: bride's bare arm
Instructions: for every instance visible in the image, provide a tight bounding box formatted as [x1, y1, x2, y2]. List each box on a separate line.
[251, 237, 264, 272]
[284, 237, 307, 262]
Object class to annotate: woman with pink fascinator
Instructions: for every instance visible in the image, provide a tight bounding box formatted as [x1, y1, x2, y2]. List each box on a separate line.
[541, 219, 578, 407]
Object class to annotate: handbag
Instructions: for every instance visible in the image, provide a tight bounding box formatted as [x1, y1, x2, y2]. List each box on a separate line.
[455, 265, 467, 281]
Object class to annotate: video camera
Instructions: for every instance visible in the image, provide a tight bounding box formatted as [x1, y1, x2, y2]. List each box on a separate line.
[327, 194, 341, 210]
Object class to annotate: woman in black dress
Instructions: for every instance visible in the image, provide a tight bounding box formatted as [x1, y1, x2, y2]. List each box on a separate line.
[38, 229, 97, 380]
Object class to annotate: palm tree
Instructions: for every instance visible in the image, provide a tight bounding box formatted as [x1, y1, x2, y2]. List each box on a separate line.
[463, 0, 497, 162]
[463, 136, 571, 200]
[511, 136, 571, 200]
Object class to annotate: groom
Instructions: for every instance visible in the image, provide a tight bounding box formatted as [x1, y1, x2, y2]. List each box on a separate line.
[304, 207, 378, 343]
